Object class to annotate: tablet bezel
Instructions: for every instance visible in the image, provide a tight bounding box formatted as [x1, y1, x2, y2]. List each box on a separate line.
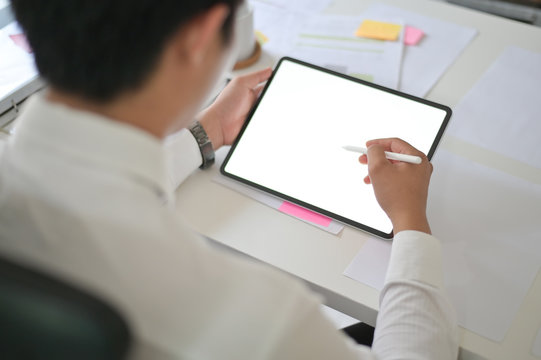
[221, 57, 451, 239]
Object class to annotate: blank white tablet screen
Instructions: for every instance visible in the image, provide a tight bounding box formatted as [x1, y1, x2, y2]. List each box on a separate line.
[224, 59, 448, 236]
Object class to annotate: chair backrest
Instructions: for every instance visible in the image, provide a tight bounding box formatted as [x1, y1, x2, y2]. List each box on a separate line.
[0, 254, 132, 360]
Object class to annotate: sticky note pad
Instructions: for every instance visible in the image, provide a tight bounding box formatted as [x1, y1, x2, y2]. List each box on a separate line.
[355, 20, 402, 41]
[278, 201, 332, 227]
[255, 30, 269, 45]
[404, 26, 424, 46]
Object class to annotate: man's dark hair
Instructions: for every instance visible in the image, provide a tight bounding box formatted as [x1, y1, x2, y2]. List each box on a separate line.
[11, 0, 240, 102]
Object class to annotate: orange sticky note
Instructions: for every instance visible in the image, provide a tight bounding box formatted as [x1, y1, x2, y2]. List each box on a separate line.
[355, 20, 402, 41]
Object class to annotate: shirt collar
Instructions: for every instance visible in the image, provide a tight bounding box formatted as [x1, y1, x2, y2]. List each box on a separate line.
[10, 94, 173, 202]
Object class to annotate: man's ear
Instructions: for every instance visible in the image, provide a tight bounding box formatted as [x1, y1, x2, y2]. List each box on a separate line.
[180, 4, 230, 65]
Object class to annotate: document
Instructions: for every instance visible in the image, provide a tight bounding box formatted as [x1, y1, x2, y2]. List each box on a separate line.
[249, 0, 334, 59]
[448, 46, 541, 169]
[251, 0, 332, 14]
[250, 1, 298, 59]
[250, 1, 405, 89]
[287, 14, 404, 89]
[361, 4, 477, 97]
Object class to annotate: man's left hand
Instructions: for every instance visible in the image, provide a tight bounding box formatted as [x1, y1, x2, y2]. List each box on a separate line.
[199, 67, 272, 149]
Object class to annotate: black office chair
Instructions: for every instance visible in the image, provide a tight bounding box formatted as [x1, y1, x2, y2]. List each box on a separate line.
[0, 255, 132, 360]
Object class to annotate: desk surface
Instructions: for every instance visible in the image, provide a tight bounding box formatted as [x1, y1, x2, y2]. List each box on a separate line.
[175, 1, 541, 359]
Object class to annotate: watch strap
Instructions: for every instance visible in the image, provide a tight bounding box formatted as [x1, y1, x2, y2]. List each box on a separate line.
[188, 121, 215, 169]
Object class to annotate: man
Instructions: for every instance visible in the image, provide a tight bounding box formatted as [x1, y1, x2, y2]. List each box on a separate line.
[0, 1, 457, 359]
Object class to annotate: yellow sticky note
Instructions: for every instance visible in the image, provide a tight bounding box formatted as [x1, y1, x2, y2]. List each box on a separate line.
[255, 30, 269, 45]
[355, 20, 402, 41]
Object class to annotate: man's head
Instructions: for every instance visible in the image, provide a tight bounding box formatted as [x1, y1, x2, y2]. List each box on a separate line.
[11, 0, 240, 105]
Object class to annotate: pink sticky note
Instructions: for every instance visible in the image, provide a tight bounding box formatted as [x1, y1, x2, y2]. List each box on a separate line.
[404, 26, 424, 46]
[9, 33, 33, 53]
[278, 201, 332, 227]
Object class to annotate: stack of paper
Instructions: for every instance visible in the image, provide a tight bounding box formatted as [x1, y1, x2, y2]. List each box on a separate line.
[287, 14, 404, 89]
[361, 4, 477, 97]
[250, 1, 477, 97]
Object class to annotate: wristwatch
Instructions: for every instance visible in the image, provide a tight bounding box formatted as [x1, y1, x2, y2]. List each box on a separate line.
[189, 121, 215, 169]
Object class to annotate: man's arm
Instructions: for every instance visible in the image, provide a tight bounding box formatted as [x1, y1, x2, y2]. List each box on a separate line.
[373, 231, 458, 359]
[165, 68, 271, 189]
[360, 138, 458, 359]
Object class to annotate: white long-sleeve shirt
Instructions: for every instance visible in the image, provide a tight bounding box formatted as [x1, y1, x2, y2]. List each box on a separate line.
[0, 95, 458, 359]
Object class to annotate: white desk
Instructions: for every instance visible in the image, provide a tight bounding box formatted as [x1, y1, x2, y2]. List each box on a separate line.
[175, 1, 541, 359]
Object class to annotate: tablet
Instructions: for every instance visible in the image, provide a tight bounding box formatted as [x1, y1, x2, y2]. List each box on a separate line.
[221, 57, 451, 239]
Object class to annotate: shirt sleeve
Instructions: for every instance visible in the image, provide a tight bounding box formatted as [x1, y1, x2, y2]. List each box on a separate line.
[164, 129, 203, 190]
[372, 230, 459, 360]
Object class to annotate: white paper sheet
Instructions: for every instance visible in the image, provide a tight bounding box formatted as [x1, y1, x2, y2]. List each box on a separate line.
[250, 0, 333, 59]
[533, 326, 541, 357]
[344, 149, 541, 342]
[290, 0, 333, 13]
[361, 4, 477, 97]
[251, 1, 405, 89]
[321, 304, 359, 329]
[0, 22, 38, 100]
[448, 47, 541, 169]
[287, 14, 404, 89]
[251, 0, 332, 13]
[344, 237, 391, 290]
[213, 174, 344, 235]
[250, 1, 299, 59]
[429, 149, 541, 342]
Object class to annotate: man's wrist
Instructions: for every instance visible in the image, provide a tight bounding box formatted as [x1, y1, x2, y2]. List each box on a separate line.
[392, 213, 431, 235]
[198, 107, 224, 150]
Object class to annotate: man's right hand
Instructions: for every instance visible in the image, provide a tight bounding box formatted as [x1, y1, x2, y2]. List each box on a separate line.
[359, 138, 433, 235]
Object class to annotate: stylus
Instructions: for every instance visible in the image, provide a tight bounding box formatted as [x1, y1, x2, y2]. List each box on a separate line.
[342, 145, 422, 164]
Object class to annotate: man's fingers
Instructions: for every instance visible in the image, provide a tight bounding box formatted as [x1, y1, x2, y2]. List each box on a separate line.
[366, 138, 424, 158]
[358, 154, 368, 164]
[365, 138, 394, 149]
[366, 144, 390, 171]
[253, 83, 266, 98]
[238, 67, 272, 88]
